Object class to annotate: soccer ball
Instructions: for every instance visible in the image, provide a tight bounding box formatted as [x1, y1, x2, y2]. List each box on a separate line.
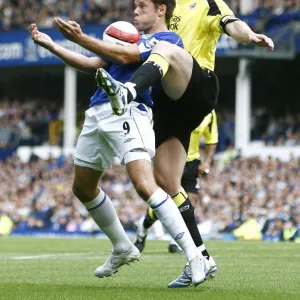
[103, 21, 141, 47]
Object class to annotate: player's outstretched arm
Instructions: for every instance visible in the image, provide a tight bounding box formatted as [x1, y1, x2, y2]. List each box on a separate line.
[53, 18, 141, 64]
[29, 23, 106, 73]
[225, 21, 274, 51]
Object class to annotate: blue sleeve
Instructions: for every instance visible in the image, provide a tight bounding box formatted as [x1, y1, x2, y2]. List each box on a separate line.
[137, 32, 184, 62]
[102, 57, 112, 66]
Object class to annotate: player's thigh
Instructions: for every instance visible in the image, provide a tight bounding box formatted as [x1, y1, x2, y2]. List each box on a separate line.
[174, 58, 219, 130]
[153, 42, 193, 100]
[153, 137, 187, 196]
[73, 106, 116, 201]
[100, 102, 155, 165]
[75, 105, 115, 171]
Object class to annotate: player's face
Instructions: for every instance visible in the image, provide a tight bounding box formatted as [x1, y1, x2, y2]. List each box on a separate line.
[133, 0, 161, 33]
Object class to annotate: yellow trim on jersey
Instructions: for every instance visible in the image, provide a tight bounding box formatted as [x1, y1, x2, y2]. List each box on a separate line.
[186, 110, 218, 162]
[171, 0, 234, 70]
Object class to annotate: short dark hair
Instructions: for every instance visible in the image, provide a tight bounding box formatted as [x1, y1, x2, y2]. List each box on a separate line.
[152, 0, 176, 25]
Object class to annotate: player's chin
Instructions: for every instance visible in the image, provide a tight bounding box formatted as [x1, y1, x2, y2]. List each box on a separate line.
[134, 21, 142, 31]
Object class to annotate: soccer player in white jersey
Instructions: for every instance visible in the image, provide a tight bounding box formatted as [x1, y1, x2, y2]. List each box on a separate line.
[29, 3, 208, 285]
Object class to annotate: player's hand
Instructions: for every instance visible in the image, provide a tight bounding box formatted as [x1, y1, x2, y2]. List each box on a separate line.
[249, 33, 274, 51]
[198, 161, 210, 176]
[29, 23, 54, 49]
[53, 17, 83, 43]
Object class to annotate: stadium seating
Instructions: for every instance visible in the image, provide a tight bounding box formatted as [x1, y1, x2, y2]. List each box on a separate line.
[0, 154, 299, 242]
[1, 0, 300, 31]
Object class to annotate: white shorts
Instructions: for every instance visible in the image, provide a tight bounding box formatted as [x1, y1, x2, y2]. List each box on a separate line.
[74, 101, 155, 171]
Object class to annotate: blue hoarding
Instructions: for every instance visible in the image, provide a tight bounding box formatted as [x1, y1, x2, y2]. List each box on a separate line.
[0, 18, 299, 67]
[0, 26, 103, 67]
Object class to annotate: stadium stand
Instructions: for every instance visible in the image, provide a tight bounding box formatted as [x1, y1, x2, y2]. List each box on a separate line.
[0, 0, 133, 30]
[218, 108, 300, 149]
[0, 153, 299, 241]
[1, 99, 299, 151]
[1, 0, 300, 30]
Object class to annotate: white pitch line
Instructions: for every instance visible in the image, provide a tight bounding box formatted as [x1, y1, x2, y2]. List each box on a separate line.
[1, 249, 300, 261]
[0, 252, 101, 260]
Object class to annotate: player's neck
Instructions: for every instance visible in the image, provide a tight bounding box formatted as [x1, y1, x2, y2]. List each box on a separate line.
[144, 22, 168, 34]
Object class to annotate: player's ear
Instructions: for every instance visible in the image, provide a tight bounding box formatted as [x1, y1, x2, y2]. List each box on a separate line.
[158, 4, 166, 17]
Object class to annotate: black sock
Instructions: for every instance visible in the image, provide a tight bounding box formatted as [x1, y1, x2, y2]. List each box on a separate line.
[128, 61, 164, 96]
[178, 198, 210, 258]
[143, 207, 157, 229]
[202, 248, 210, 258]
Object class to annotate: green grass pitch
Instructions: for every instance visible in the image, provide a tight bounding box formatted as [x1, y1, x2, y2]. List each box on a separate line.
[0, 237, 299, 300]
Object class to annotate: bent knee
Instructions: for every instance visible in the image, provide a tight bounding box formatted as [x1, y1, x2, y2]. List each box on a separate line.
[132, 178, 156, 201]
[72, 182, 98, 202]
[152, 41, 178, 59]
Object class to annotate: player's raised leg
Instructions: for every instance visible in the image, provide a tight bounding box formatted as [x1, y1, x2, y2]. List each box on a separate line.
[95, 41, 194, 115]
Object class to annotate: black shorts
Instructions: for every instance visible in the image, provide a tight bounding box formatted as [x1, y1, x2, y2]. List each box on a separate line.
[153, 56, 219, 152]
[181, 159, 201, 194]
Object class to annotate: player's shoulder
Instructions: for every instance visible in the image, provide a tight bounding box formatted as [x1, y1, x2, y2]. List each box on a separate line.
[151, 31, 181, 39]
[141, 31, 183, 47]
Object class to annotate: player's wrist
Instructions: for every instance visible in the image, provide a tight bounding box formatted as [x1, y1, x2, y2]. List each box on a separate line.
[248, 32, 257, 44]
[78, 33, 89, 47]
[50, 42, 59, 52]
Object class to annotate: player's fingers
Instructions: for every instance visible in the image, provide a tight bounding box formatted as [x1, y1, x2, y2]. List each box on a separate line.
[31, 28, 38, 37]
[68, 20, 79, 27]
[29, 23, 36, 33]
[251, 35, 261, 44]
[56, 17, 72, 29]
[268, 38, 274, 50]
[261, 36, 274, 50]
[53, 19, 69, 35]
[53, 18, 59, 28]
[53, 17, 67, 29]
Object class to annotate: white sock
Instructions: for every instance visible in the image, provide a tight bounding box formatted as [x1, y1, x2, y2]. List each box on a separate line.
[198, 244, 206, 253]
[84, 189, 132, 253]
[124, 82, 137, 99]
[169, 237, 178, 246]
[147, 188, 198, 262]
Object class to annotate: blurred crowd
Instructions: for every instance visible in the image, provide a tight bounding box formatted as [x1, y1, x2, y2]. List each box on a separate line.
[1, 99, 299, 153]
[229, 0, 300, 15]
[0, 153, 299, 242]
[197, 154, 300, 242]
[0, 155, 147, 236]
[1, 0, 299, 31]
[0, 0, 133, 30]
[0, 98, 61, 149]
[252, 0, 300, 15]
[218, 108, 300, 148]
